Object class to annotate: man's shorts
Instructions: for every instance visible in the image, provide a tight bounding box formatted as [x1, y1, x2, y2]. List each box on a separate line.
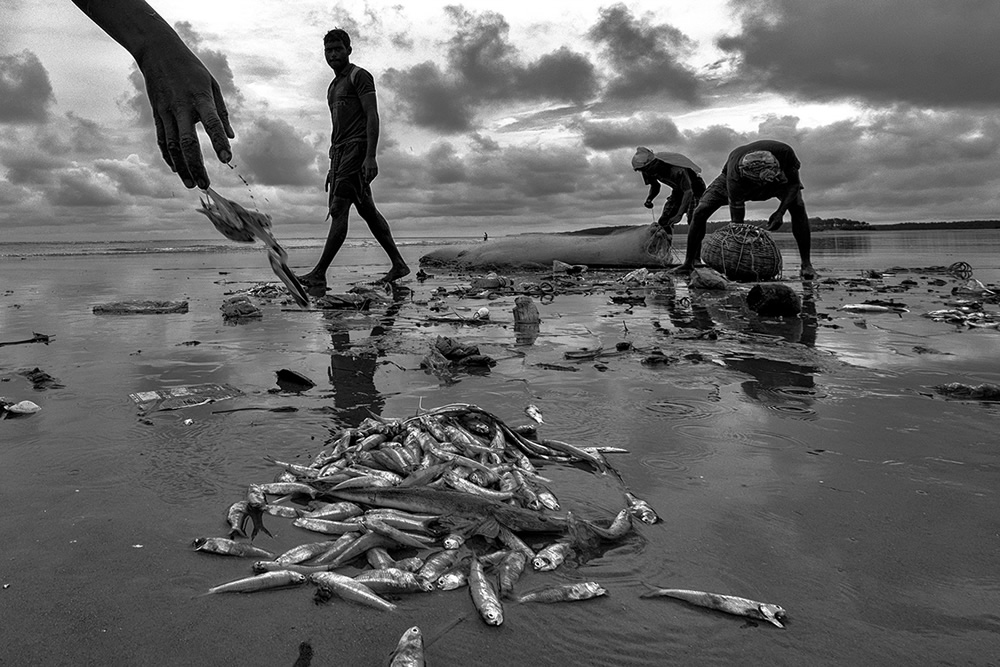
[328, 140, 370, 205]
[660, 193, 698, 224]
[699, 173, 791, 210]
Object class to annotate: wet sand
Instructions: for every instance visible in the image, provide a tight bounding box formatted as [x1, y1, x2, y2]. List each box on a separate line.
[3, 237, 1000, 665]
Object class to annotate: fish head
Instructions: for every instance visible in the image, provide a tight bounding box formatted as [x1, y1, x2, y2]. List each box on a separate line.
[400, 626, 422, 644]
[759, 604, 787, 628]
[290, 572, 308, 586]
[191, 537, 208, 549]
[483, 605, 504, 625]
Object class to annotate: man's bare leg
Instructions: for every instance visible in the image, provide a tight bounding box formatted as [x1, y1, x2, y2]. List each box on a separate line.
[356, 194, 409, 284]
[790, 197, 817, 279]
[299, 196, 352, 294]
[671, 204, 715, 275]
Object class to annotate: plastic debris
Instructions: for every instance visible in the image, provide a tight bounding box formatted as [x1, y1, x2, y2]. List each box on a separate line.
[129, 383, 244, 413]
[93, 300, 189, 315]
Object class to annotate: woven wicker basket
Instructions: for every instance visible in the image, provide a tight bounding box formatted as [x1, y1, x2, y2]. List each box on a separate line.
[702, 223, 782, 281]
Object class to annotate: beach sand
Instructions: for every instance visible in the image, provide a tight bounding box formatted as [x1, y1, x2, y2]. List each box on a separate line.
[3, 237, 1000, 665]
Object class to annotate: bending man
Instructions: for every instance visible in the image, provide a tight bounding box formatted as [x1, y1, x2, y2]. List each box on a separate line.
[631, 147, 706, 233]
[298, 29, 409, 294]
[675, 139, 816, 279]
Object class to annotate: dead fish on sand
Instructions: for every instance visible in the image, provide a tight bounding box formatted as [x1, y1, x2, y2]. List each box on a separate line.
[389, 626, 425, 667]
[205, 570, 307, 594]
[192, 537, 275, 559]
[839, 303, 907, 314]
[640, 586, 787, 627]
[516, 581, 607, 604]
[524, 404, 545, 424]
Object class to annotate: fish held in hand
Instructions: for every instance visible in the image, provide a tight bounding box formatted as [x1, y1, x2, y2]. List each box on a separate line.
[640, 587, 787, 628]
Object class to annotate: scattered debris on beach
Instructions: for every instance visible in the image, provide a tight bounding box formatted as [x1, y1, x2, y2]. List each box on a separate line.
[0, 332, 52, 348]
[1, 399, 41, 418]
[92, 300, 189, 315]
[220, 295, 262, 322]
[129, 383, 243, 413]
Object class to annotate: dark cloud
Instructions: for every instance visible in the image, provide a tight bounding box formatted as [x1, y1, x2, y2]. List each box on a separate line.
[382, 61, 475, 133]
[389, 33, 414, 50]
[587, 4, 701, 104]
[469, 132, 500, 152]
[49, 169, 119, 207]
[578, 113, 681, 151]
[720, 0, 1000, 107]
[94, 156, 175, 199]
[1, 148, 66, 187]
[238, 55, 288, 80]
[0, 180, 31, 205]
[0, 50, 55, 124]
[518, 48, 597, 104]
[236, 116, 319, 186]
[174, 22, 242, 104]
[37, 113, 110, 155]
[383, 7, 597, 133]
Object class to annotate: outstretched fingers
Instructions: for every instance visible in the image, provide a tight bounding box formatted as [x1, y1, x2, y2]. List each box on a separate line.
[195, 79, 234, 164]
[157, 106, 196, 188]
[175, 106, 209, 189]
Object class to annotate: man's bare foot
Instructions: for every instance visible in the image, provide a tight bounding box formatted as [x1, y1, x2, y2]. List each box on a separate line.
[800, 264, 818, 280]
[295, 272, 327, 296]
[375, 264, 411, 285]
[669, 263, 694, 276]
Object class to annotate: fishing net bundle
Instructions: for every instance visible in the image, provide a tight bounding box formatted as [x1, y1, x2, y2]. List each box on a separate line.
[702, 223, 782, 281]
[640, 223, 679, 266]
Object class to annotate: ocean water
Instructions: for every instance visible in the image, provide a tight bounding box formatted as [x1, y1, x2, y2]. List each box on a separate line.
[2, 227, 1000, 666]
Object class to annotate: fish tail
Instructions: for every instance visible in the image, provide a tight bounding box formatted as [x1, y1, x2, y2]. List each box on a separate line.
[638, 581, 663, 598]
[247, 507, 274, 541]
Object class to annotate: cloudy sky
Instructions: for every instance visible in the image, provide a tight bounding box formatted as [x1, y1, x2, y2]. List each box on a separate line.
[2, 0, 998, 241]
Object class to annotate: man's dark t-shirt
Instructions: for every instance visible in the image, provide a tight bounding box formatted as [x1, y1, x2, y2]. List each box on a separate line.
[722, 140, 802, 204]
[327, 63, 376, 149]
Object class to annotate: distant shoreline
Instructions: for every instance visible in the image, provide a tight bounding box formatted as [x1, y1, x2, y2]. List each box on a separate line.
[555, 219, 1000, 237]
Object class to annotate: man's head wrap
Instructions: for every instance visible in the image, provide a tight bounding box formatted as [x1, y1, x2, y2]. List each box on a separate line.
[632, 147, 657, 171]
[738, 151, 785, 184]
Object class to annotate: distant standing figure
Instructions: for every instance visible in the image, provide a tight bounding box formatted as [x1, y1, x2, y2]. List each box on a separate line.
[631, 147, 706, 233]
[71, 0, 234, 190]
[483, 232, 488, 242]
[297, 28, 410, 294]
[674, 139, 816, 279]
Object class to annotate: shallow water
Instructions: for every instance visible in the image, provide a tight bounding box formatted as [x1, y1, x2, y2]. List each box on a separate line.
[2, 230, 1000, 665]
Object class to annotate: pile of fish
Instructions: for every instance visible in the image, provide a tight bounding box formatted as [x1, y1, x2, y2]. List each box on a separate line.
[193, 403, 658, 626]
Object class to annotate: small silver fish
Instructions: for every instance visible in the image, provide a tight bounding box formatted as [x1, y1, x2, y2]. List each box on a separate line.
[436, 570, 468, 591]
[192, 537, 274, 560]
[640, 587, 787, 628]
[516, 581, 607, 603]
[532, 540, 572, 571]
[524, 404, 545, 424]
[389, 626, 425, 667]
[207, 570, 306, 594]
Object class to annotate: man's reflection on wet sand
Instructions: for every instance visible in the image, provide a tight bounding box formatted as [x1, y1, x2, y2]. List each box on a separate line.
[323, 285, 410, 423]
[650, 278, 821, 404]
